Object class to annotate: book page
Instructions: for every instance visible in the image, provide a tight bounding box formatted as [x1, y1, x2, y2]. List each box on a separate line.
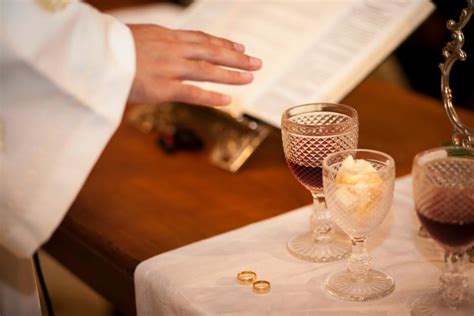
[177, 0, 352, 116]
[111, 0, 434, 126]
[248, 0, 435, 126]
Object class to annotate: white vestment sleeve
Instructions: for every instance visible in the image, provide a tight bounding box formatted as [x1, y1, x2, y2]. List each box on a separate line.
[0, 0, 136, 258]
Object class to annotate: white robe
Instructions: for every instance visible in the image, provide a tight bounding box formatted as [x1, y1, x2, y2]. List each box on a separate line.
[0, 1, 136, 314]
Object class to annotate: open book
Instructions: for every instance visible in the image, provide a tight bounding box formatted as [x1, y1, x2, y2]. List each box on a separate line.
[113, 0, 434, 127]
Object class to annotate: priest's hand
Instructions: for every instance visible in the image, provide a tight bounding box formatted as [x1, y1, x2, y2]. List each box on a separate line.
[127, 24, 262, 107]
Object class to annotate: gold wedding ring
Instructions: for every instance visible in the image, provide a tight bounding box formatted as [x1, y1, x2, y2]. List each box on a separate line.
[37, 0, 70, 12]
[237, 271, 257, 285]
[252, 280, 271, 294]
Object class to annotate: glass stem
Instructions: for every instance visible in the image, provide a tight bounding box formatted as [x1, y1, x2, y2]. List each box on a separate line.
[310, 192, 331, 240]
[347, 237, 371, 279]
[440, 252, 468, 310]
[418, 225, 431, 238]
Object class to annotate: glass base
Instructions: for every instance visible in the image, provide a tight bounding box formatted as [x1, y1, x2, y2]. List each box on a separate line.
[287, 230, 351, 262]
[418, 225, 431, 238]
[411, 292, 474, 316]
[325, 269, 395, 301]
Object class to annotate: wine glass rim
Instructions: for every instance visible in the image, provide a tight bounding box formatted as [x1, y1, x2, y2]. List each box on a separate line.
[322, 148, 395, 171]
[413, 146, 474, 165]
[281, 102, 358, 131]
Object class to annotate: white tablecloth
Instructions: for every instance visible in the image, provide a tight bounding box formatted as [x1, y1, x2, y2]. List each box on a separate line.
[134, 177, 473, 315]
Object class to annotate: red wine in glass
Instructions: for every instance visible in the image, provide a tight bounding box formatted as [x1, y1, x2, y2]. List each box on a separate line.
[287, 161, 323, 191]
[281, 103, 358, 262]
[416, 189, 474, 250]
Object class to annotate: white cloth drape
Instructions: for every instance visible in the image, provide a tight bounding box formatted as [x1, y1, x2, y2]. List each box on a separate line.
[0, 1, 136, 315]
[134, 177, 458, 316]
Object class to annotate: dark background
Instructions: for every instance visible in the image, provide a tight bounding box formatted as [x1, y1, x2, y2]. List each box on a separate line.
[396, 0, 473, 110]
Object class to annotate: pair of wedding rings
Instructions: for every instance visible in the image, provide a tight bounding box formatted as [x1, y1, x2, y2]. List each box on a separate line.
[237, 271, 270, 294]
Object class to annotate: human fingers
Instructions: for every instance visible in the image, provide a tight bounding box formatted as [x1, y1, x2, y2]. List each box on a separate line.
[167, 82, 232, 107]
[160, 59, 253, 85]
[173, 30, 245, 52]
[130, 25, 245, 53]
[180, 43, 262, 71]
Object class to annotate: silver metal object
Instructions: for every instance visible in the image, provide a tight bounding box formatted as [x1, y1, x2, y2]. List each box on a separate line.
[128, 104, 270, 172]
[439, 0, 474, 260]
[209, 114, 270, 173]
[439, 0, 474, 148]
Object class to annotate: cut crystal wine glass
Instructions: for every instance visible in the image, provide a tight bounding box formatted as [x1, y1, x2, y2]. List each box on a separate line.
[281, 103, 358, 262]
[323, 149, 396, 301]
[411, 146, 474, 315]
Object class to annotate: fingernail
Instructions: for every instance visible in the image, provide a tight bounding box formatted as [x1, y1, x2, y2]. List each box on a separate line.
[250, 57, 262, 68]
[233, 42, 245, 52]
[240, 72, 253, 81]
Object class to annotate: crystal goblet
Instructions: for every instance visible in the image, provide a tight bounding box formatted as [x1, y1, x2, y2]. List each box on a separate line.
[323, 149, 396, 301]
[411, 146, 474, 315]
[281, 103, 358, 262]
